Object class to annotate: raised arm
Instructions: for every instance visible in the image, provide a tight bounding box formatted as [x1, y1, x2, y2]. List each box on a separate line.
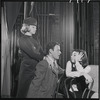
[19, 37, 44, 61]
[58, 65, 65, 74]
[75, 61, 91, 73]
[65, 61, 81, 77]
[83, 65, 91, 73]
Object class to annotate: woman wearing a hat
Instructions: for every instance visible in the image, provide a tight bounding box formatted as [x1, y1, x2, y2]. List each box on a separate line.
[16, 17, 45, 98]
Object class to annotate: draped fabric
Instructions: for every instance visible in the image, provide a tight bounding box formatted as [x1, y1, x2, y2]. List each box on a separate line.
[73, 2, 99, 65]
[59, 2, 75, 68]
[92, 3, 99, 64]
[30, 2, 99, 66]
[1, 6, 11, 97]
[24, 2, 34, 19]
[5, 2, 22, 33]
[1, 2, 22, 97]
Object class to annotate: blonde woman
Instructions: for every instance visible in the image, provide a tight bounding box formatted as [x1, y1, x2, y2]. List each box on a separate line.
[16, 17, 45, 98]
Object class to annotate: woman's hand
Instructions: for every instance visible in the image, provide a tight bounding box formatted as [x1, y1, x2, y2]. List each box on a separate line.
[75, 52, 84, 62]
[75, 61, 84, 72]
[84, 73, 93, 83]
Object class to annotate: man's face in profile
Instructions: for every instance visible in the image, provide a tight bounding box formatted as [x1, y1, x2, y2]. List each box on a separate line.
[51, 45, 61, 60]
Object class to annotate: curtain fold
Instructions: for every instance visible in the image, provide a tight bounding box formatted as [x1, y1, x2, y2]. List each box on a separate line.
[24, 2, 34, 19]
[1, 2, 23, 97]
[59, 2, 75, 68]
[5, 2, 22, 33]
[1, 5, 11, 97]
[73, 2, 99, 65]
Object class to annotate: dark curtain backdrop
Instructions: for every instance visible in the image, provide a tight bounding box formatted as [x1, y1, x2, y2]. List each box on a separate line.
[5, 2, 22, 33]
[1, 2, 23, 97]
[30, 2, 99, 67]
[30, 2, 75, 69]
[73, 2, 99, 65]
[59, 2, 75, 68]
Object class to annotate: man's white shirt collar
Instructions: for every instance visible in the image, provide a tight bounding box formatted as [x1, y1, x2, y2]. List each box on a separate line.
[47, 55, 58, 68]
[47, 55, 55, 64]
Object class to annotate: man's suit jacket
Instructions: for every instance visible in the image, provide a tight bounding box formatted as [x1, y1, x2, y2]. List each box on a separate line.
[27, 58, 64, 98]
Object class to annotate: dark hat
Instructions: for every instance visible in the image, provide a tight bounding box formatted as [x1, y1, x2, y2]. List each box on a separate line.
[23, 17, 37, 26]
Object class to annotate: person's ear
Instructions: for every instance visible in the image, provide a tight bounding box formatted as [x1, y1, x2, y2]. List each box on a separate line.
[27, 25, 30, 31]
[49, 49, 53, 54]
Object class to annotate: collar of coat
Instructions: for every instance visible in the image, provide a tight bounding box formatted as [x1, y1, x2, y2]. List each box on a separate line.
[44, 55, 58, 76]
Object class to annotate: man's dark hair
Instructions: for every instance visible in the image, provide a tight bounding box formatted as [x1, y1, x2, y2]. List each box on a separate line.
[46, 41, 60, 55]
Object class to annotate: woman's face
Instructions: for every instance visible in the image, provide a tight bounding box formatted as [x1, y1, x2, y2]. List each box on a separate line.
[29, 25, 37, 34]
[71, 51, 79, 63]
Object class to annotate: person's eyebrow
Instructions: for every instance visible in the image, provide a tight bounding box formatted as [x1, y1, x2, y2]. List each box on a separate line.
[73, 52, 77, 55]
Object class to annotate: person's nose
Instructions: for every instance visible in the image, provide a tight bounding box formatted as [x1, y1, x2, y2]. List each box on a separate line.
[59, 51, 61, 54]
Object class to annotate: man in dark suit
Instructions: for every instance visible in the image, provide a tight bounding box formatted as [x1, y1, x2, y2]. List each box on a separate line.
[27, 42, 64, 98]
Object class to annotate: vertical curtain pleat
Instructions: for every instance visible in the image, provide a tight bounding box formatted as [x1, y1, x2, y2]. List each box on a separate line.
[5, 2, 22, 33]
[41, 3, 43, 46]
[46, 2, 49, 42]
[24, 2, 34, 19]
[74, 2, 99, 65]
[92, 3, 99, 64]
[69, 3, 74, 55]
[1, 5, 11, 97]
[60, 2, 75, 68]
[44, 2, 46, 49]
[24, 2, 27, 19]
[1, 2, 22, 97]
[35, 2, 75, 68]
[1, 7, 6, 94]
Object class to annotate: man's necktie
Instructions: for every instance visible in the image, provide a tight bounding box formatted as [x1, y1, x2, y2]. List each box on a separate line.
[53, 61, 58, 74]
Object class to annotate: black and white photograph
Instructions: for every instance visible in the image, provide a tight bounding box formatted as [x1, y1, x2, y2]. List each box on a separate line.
[1, 0, 99, 98]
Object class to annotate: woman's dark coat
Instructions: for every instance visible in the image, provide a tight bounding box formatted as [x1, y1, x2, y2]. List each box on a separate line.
[16, 35, 44, 98]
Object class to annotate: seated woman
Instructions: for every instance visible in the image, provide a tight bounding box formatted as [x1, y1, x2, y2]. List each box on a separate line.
[65, 49, 98, 98]
[58, 49, 98, 98]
